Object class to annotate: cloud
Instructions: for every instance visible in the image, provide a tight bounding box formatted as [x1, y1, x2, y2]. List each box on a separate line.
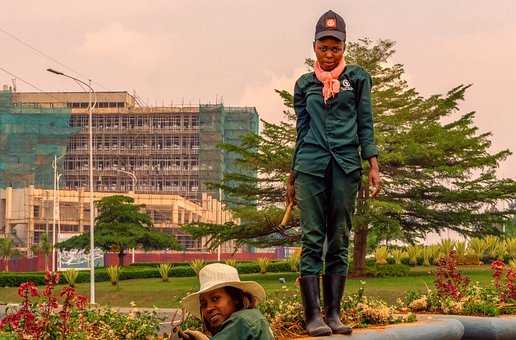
[238, 66, 307, 123]
[78, 22, 171, 70]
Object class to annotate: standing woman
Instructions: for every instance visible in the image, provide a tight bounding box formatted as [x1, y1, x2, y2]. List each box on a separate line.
[286, 10, 381, 337]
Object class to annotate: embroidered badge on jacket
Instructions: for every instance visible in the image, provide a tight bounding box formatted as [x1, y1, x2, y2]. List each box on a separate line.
[341, 79, 353, 91]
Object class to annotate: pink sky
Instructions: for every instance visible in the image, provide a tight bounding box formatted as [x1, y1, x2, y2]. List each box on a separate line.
[1, 0, 514, 179]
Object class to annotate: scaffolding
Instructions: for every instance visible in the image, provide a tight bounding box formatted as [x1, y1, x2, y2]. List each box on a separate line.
[3, 91, 259, 204]
[0, 90, 76, 189]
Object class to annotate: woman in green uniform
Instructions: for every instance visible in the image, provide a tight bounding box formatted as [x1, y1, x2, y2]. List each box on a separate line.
[286, 10, 381, 337]
[180, 263, 274, 340]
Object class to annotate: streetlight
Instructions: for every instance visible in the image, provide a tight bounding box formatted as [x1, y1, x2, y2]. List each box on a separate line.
[51, 155, 64, 272]
[47, 68, 97, 304]
[114, 169, 137, 192]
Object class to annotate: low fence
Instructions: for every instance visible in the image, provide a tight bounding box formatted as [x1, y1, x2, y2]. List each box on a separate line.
[0, 250, 284, 272]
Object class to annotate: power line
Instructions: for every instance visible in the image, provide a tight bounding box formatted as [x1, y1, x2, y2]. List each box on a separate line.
[0, 66, 47, 93]
[0, 66, 63, 101]
[0, 26, 111, 91]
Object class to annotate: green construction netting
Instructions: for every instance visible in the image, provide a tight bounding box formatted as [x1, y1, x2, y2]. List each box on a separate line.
[198, 104, 259, 204]
[0, 91, 78, 189]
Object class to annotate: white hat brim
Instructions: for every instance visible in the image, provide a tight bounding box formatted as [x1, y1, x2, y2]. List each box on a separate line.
[181, 280, 266, 319]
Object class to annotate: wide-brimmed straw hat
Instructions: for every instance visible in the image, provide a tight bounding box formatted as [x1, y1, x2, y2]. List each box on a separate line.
[181, 263, 266, 319]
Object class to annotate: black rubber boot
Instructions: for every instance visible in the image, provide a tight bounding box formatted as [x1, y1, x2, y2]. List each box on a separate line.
[299, 276, 332, 337]
[323, 274, 353, 334]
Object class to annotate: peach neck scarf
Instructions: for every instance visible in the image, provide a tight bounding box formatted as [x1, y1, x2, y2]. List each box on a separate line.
[314, 57, 346, 103]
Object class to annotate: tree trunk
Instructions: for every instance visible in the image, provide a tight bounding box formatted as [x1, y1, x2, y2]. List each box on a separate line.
[4, 256, 8, 272]
[118, 251, 126, 267]
[44, 254, 48, 272]
[351, 223, 369, 276]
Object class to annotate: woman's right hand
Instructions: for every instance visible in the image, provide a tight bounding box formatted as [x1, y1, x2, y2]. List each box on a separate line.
[286, 171, 296, 206]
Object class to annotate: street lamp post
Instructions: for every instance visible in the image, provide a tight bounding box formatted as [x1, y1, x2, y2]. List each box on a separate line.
[47, 68, 97, 304]
[51, 155, 64, 272]
[115, 169, 137, 192]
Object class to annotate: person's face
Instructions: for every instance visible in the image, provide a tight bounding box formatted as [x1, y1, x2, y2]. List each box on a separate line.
[200, 288, 238, 331]
[313, 37, 345, 71]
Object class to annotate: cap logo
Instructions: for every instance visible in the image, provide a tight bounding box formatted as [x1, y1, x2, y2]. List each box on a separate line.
[325, 18, 337, 28]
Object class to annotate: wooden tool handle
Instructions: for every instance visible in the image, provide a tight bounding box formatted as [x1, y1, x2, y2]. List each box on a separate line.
[280, 203, 294, 226]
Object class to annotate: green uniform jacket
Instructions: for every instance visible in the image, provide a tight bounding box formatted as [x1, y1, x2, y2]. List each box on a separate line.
[293, 64, 378, 177]
[211, 309, 274, 340]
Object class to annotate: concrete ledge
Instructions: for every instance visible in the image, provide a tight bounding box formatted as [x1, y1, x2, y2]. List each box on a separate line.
[308, 318, 464, 340]
[427, 315, 516, 340]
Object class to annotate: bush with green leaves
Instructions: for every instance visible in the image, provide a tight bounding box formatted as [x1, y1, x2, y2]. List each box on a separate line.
[506, 238, 516, 260]
[467, 238, 487, 264]
[391, 249, 405, 265]
[224, 258, 238, 267]
[374, 246, 388, 265]
[190, 259, 205, 276]
[107, 265, 121, 286]
[63, 269, 79, 287]
[421, 246, 432, 266]
[257, 258, 271, 274]
[406, 246, 420, 266]
[366, 264, 410, 278]
[287, 251, 300, 272]
[158, 263, 172, 282]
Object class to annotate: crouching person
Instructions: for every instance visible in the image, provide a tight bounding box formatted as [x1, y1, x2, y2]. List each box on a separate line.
[180, 263, 275, 340]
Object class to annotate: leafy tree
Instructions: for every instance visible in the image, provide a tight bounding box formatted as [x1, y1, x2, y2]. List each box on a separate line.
[31, 233, 52, 271]
[0, 238, 18, 272]
[58, 195, 181, 266]
[183, 39, 516, 275]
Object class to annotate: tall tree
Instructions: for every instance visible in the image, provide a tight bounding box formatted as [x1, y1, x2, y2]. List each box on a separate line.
[31, 233, 52, 271]
[58, 195, 181, 266]
[183, 39, 516, 275]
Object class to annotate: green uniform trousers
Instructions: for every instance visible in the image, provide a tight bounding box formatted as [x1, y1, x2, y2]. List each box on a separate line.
[295, 158, 361, 276]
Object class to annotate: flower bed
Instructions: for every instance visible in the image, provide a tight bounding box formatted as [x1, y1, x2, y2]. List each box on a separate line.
[401, 252, 516, 316]
[0, 272, 162, 339]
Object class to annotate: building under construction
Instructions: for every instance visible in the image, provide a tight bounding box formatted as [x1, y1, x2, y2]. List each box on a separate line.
[1, 89, 259, 202]
[0, 88, 259, 250]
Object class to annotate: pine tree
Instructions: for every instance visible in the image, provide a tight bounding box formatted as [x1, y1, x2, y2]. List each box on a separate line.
[183, 39, 516, 275]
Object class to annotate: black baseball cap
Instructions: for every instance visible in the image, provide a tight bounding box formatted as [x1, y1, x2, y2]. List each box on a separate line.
[314, 10, 346, 42]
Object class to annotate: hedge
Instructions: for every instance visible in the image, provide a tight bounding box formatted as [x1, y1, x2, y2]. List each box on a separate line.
[365, 264, 410, 277]
[0, 261, 292, 287]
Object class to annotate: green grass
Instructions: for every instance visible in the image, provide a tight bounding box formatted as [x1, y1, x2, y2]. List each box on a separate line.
[0, 266, 494, 307]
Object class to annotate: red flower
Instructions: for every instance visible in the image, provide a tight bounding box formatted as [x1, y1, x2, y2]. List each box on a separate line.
[18, 282, 39, 298]
[60, 286, 77, 300]
[491, 260, 505, 272]
[76, 295, 88, 310]
[45, 271, 61, 285]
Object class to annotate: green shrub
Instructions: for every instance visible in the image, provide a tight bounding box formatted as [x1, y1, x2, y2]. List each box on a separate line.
[422, 246, 432, 266]
[190, 259, 205, 276]
[224, 259, 238, 268]
[406, 246, 420, 266]
[439, 239, 455, 258]
[467, 238, 487, 264]
[374, 246, 388, 265]
[366, 264, 410, 278]
[287, 252, 301, 272]
[506, 238, 516, 260]
[257, 258, 271, 274]
[107, 265, 121, 286]
[233, 262, 259, 274]
[63, 269, 79, 287]
[391, 249, 405, 265]
[158, 263, 172, 282]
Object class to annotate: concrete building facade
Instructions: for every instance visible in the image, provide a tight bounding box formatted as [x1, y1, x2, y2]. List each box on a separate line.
[4, 90, 259, 203]
[0, 186, 236, 253]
